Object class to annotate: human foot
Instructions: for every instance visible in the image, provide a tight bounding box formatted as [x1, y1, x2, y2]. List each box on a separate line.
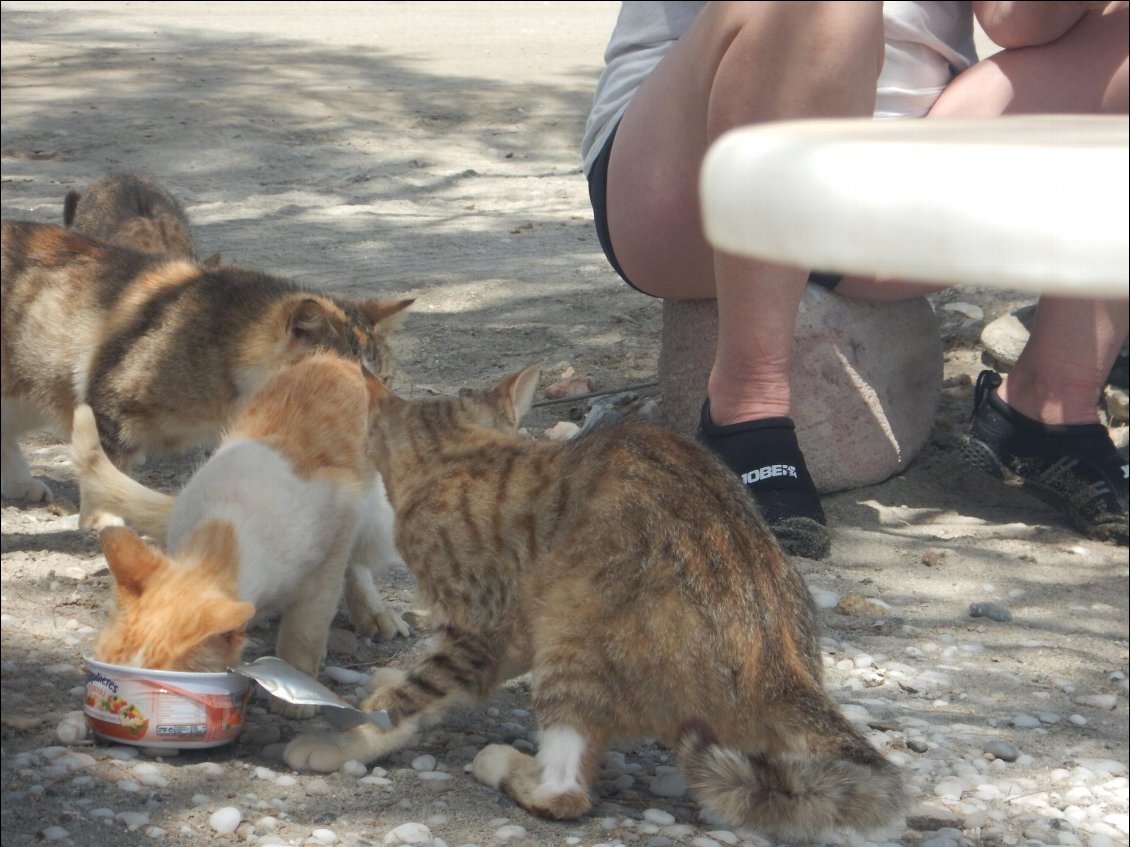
[696, 402, 831, 559]
[961, 370, 1128, 545]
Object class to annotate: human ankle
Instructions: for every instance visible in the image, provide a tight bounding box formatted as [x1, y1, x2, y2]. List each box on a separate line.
[998, 372, 1103, 427]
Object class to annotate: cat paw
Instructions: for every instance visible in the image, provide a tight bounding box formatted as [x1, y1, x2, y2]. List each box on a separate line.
[269, 696, 318, 720]
[80, 508, 126, 533]
[283, 733, 353, 773]
[1, 476, 52, 503]
[472, 743, 522, 789]
[351, 603, 411, 641]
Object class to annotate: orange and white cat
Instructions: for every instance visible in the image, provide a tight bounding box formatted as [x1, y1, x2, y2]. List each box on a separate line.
[76, 352, 410, 716]
[284, 365, 905, 839]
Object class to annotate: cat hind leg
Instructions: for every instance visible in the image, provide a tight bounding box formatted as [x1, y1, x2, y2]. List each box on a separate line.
[473, 725, 599, 820]
[1, 399, 53, 502]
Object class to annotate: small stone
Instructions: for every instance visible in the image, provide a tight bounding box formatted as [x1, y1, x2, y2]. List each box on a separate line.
[40, 827, 69, 842]
[649, 766, 688, 798]
[643, 809, 676, 826]
[1073, 693, 1118, 711]
[382, 822, 433, 845]
[543, 421, 581, 441]
[209, 807, 242, 835]
[984, 740, 1020, 762]
[969, 602, 1012, 622]
[835, 594, 890, 617]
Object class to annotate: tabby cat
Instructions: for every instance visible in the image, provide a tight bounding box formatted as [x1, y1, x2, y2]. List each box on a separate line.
[1, 220, 412, 506]
[64, 172, 202, 261]
[283, 365, 905, 839]
[81, 352, 409, 716]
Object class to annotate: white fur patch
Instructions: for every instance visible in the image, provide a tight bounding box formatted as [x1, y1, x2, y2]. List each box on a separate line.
[535, 726, 586, 797]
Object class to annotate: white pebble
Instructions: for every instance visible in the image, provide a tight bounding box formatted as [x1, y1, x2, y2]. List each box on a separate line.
[339, 759, 368, 777]
[810, 588, 839, 609]
[1073, 693, 1118, 711]
[383, 822, 433, 845]
[209, 806, 242, 835]
[1069, 714, 1088, 726]
[310, 828, 338, 844]
[691, 838, 722, 847]
[89, 808, 115, 820]
[325, 666, 366, 685]
[411, 754, 437, 772]
[419, 771, 453, 781]
[494, 824, 528, 841]
[117, 779, 142, 792]
[116, 811, 150, 830]
[55, 711, 88, 744]
[40, 827, 68, 842]
[1011, 714, 1042, 729]
[643, 808, 676, 826]
[274, 774, 297, 787]
[706, 831, 740, 845]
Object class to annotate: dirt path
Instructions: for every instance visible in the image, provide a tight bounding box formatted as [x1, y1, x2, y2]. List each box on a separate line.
[2, 4, 1126, 847]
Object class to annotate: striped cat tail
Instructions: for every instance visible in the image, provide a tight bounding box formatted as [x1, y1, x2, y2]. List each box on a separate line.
[71, 403, 175, 541]
[677, 717, 905, 840]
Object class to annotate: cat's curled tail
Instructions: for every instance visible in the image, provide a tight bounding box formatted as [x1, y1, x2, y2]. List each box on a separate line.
[72, 403, 175, 540]
[677, 713, 906, 841]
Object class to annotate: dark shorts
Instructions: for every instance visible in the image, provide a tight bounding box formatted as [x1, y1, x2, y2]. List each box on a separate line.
[586, 119, 842, 295]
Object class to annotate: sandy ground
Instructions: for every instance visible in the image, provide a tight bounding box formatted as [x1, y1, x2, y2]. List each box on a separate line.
[1, 4, 1127, 847]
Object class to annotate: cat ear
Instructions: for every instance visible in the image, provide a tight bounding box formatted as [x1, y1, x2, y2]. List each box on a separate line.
[495, 363, 541, 427]
[99, 526, 169, 602]
[358, 298, 414, 328]
[286, 298, 336, 346]
[200, 251, 222, 270]
[362, 365, 394, 406]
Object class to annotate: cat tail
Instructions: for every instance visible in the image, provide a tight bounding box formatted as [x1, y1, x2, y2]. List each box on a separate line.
[71, 403, 175, 542]
[64, 190, 81, 226]
[677, 713, 906, 840]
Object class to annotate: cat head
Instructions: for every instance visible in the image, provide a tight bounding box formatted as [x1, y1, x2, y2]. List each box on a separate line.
[93, 525, 255, 672]
[365, 362, 541, 435]
[111, 214, 196, 259]
[281, 295, 414, 383]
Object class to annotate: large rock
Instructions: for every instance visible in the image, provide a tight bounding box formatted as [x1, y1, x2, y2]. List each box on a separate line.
[658, 287, 942, 493]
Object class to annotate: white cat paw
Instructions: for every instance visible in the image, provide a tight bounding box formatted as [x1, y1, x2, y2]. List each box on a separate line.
[283, 733, 352, 773]
[472, 744, 520, 789]
[1, 475, 52, 503]
[81, 508, 126, 533]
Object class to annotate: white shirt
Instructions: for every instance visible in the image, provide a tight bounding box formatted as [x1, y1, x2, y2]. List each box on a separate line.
[581, 1, 978, 174]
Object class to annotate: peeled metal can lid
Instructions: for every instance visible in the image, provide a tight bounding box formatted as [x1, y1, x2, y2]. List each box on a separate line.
[230, 656, 392, 731]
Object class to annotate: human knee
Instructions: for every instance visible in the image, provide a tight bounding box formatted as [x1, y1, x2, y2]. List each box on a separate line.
[720, 1, 885, 94]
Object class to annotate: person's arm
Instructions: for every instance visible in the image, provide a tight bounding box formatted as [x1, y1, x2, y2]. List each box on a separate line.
[973, 1, 1107, 48]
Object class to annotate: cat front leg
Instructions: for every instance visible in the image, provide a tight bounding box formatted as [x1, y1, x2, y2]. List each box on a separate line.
[343, 479, 410, 641]
[1, 399, 53, 502]
[285, 627, 502, 773]
[273, 543, 353, 719]
[473, 725, 605, 820]
[343, 559, 410, 641]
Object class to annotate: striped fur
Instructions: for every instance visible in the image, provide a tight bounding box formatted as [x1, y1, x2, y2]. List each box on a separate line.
[0, 219, 412, 505]
[284, 366, 905, 838]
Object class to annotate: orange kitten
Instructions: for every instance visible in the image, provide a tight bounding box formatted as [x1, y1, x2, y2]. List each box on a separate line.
[284, 365, 905, 839]
[82, 353, 409, 716]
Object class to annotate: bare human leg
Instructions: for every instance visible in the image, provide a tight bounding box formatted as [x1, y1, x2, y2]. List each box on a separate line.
[604, 2, 885, 557]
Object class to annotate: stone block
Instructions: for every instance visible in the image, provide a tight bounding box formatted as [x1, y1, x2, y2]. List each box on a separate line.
[658, 287, 942, 493]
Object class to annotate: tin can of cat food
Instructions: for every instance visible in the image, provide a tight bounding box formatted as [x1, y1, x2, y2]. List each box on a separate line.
[82, 657, 251, 749]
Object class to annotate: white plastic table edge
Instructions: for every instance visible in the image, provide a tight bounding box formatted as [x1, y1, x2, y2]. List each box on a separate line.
[699, 115, 1129, 299]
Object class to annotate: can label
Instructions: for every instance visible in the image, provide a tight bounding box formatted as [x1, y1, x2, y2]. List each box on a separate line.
[84, 672, 249, 747]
